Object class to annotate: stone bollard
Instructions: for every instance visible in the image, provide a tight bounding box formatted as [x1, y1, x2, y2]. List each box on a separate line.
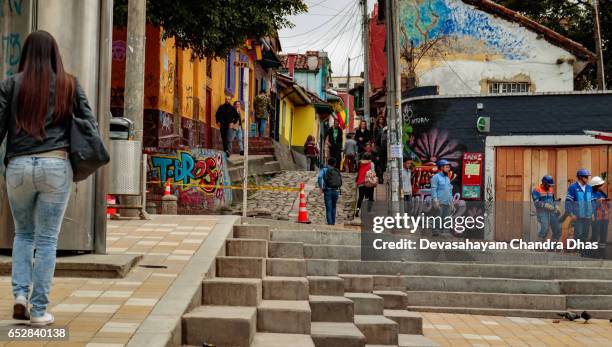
[161, 194, 178, 215]
[146, 201, 158, 215]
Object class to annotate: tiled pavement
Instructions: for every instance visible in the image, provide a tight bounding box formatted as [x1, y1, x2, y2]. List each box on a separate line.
[0, 215, 219, 347]
[421, 312, 612, 346]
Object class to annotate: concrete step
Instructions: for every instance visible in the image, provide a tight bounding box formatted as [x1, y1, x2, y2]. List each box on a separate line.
[403, 275, 559, 294]
[339, 260, 612, 280]
[383, 310, 422, 334]
[405, 305, 568, 318]
[374, 275, 405, 291]
[267, 258, 307, 277]
[305, 244, 361, 260]
[567, 295, 612, 310]
[271, 230, 361, 246]
[345, 293, 384, 315]
[405, 291, 566, 310]
[269, 241, 305, 259]
[181, 306, 256, 346]
[309, 295, 355, 322]
[374, 291, 408, 309]
[398, 334, 441, 347]
[226, 238, 268, 258]
[257, 300, 311, 334]
[560, 280, 612, 295]
[202, 278, 262, 306]
[216, 256, 266, 279]
[252, 333, 315, 347]
[307, 259, 339, 276]
[263, 276, 309, 300]
[308, 276, 345, 296]
[340, 275, 374, 293]
[311, 322, 366, 347]
[354, 315, 399, 345]
[234, 224, 270, 240]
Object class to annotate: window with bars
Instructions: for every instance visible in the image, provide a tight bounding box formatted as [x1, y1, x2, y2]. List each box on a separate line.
[488, 82, 530, 94]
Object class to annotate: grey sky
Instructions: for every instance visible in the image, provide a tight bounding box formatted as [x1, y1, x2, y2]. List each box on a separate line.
[278, 0, 376, 76]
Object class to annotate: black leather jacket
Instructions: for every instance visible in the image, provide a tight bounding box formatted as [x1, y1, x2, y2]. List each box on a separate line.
[0, 73, 98, 164]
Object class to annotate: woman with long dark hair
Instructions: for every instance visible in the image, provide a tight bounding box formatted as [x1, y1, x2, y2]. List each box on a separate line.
[0, 31, 98, 326]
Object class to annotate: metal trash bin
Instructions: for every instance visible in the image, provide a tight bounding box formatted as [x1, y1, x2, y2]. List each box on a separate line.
[108, 117, 141, 195]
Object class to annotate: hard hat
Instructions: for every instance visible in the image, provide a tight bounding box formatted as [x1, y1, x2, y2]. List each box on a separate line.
[576, 169, 591, 177]
[541, 175, 554, 186]
[437, 159, 450, 167]
[590, 176, 605, 186]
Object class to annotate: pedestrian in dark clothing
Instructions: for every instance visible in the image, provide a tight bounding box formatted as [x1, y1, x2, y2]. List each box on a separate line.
[355, 120, 370, 154]
[344, 133, 357, 173]
[326, 119, 343, 167]
[374, 122, 387, 184]
[318, 157, 343, 225]
[304, 135, 319, 171]
[215, 95, 239, 157]
[589, 176, 608, 258]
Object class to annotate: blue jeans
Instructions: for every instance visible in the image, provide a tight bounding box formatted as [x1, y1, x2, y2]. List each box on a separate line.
[324, 189, 339, 225]
[227, 127, 244, 152]
[256, 118, 267, 137]
[6, 156, 72, 317]
[536, 211, 562, 240]
[573, 218, 591, 241]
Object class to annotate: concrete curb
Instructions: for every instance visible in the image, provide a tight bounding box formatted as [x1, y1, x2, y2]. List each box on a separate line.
[126, 215, 240, 347]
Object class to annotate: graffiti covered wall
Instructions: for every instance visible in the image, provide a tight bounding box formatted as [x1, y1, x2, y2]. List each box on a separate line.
[146, 148, 232, 213]
[396, 0, 576, 94]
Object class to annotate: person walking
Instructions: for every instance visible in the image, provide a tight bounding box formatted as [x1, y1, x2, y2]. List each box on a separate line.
[304, 135, 319, 171]
[343, 133, 357, 173]
[253, 88, 271, 137]
[0, 31, 100, 326]
[355, 153, 377, 217]
[326, 119, 343, 167]
[216, 95, 239, 157]
[317, 157, 343, 225]
[532, 175, 562, 242]
[355, 120, 370, 154]
[431, 160, 454, 236]
[565, 169, 594, 251]
[374, 118, 387, 184]
[403, 158, 413, 214]
[227, 100, 244, 156]
[589, 176, 608, 258]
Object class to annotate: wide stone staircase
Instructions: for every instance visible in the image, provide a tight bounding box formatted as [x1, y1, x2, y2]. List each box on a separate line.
[182, 224, 434, 347]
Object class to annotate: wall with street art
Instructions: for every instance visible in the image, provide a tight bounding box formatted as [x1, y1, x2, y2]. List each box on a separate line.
[145, 148, 232, 214]
[403, 93, 612, 240]
[394, 0, 578, 94]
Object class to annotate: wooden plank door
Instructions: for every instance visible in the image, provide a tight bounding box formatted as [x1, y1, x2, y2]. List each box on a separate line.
[495, 147, 525, 241]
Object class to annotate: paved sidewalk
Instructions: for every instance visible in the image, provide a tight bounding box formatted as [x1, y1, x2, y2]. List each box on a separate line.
[422, 312, 612, 346]
[0, 215, 220, 347]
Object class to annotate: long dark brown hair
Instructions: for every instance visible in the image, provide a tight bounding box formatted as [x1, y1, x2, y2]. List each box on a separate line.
[17, 31, 75, 139]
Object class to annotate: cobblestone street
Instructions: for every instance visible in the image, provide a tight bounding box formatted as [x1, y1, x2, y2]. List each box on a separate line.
[245, 170, 357, 225]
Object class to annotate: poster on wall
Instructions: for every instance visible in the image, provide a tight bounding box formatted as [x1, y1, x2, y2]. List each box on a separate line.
[461, 153, 483, 200]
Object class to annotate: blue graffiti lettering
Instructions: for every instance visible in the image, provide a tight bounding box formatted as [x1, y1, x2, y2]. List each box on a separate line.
[174, 152, 196, 183]
[2, 33, 21, 69]
[1, 0, 23, 17]
[151, 157, 173, 183]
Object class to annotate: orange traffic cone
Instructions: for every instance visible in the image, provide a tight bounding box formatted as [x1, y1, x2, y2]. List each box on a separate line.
[297, 182, 311, 224]
[106, 195, 117, 218]
[164, 179, 172, 196]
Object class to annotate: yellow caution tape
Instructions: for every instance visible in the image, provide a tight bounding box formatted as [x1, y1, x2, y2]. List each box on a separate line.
[147, 180, 301, 192]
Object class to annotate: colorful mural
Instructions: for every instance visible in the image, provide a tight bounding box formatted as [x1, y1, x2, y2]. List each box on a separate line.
[146, 148, 232, 211]
[399, 0, 531, 60]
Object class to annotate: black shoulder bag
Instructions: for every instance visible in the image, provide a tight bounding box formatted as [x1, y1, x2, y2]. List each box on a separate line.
[70, 111, 110, 182]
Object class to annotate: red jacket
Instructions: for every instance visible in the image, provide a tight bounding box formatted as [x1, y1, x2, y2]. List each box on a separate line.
[356, 160, 373, 186]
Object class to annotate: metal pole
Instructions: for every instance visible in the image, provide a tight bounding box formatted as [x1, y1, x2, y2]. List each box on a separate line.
[242, 67, 250, 218]
[93, 0, 114, 254]
[346, 57, 351, 128]
[385, 0, 402, 214]
[593, 0, 606, 90]
[362, 0, 371, 129]
[122, 0, 146, 217]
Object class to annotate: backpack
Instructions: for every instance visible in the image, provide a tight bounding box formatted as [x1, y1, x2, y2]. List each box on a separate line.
[324, 167, 343, 189]
[364, 167, 378, 188]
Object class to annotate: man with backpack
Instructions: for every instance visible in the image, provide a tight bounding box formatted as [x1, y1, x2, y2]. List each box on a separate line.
[318, 157, 343, 225]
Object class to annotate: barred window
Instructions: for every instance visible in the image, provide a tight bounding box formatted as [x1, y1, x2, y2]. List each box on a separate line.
[488, 82, 530, 94]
